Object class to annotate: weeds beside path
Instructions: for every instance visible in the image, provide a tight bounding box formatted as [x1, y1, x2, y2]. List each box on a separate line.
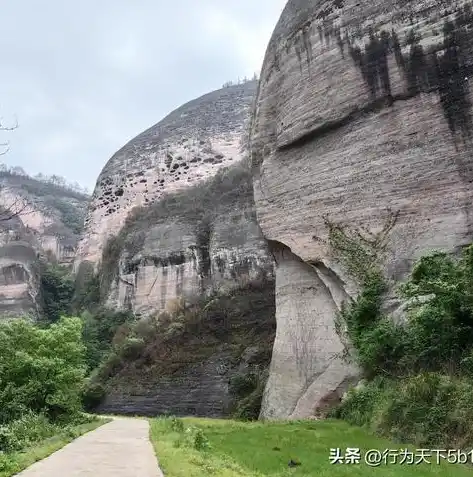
[13, 418, 163, 477]
[150, 417, 473, 477]
[0, 418, 108, 477]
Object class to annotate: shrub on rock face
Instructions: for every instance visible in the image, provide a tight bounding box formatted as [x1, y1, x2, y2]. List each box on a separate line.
[80, 307, 135, 371]
[86, 279, 276, 418]
[229, 373, 259, 399]
[120, 337, 146, 360]
[334, 244, 473, 447]
[229, 369, 268, 421]
[40, 263, 75, 323]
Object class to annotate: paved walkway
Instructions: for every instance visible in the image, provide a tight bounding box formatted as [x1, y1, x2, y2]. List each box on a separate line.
[16, 418, 164, 477]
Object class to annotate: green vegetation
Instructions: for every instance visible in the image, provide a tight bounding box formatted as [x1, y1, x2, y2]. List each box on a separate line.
[326, 213, 473, 448]
[84, 278, 275, 419]
[43, 196, 85, 235]
[40, 263, 75, 322]
[39, 260, 134, 370]
[228, 369, 268, 421]
[71, 261, 101, 313]
[0, 315, 106, 470]
[150, 416, 472, 476]
[0, 260, 124, 470]
[81, 307, 136, 372]
[0, 418, 108, 476]
[0, 317, 85, 423]
[40, 260, 136, 409]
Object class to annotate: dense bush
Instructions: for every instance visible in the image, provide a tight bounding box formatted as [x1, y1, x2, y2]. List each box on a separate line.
[81, 381, 106, 411]
[40, 263, 75, 322]
[336, 271, 406, 378]
[338, 246, 473, 378]
[334, 244, 473, 447]
[334, 373, 473, 448]
[0, 412, 57, 452]
[0, 317, 86, 424]
[81, 308, 136, 371]
[229, 369, 268, 421]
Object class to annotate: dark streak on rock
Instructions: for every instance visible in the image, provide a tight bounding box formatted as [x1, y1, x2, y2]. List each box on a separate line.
[341, 3, 473, 144]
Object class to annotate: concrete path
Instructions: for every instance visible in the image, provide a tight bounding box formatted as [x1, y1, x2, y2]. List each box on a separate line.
[16, 418, 164, 477]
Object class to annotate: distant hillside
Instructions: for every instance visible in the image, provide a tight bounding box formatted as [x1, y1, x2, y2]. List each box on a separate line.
[0, 166, 89, 317]
[0, 167, 90, 265]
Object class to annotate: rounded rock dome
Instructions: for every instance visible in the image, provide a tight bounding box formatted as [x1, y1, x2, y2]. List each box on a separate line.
[76, 80, 257, 266]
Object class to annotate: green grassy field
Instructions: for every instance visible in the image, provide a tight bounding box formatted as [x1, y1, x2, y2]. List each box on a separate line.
[149, 417, 473, 476]
[0, 417, 110, 477]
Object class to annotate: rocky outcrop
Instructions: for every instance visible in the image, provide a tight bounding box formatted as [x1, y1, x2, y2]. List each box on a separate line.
[75, 81, 258, 269]
[0, 242, 40, 318]
[76, 81, 274, 313]
[0, 172, 89, 316]
[0, 215, 40, 317]
[103, 163, 273, 314]
[0, 173, 89, 265]
[251, 0, 473, 418]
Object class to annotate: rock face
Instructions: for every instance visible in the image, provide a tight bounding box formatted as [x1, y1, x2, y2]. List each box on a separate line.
[0, 173, 88, 317]
[76, 81, 258, 268]
[0, 215, 40, 317]
[251, 0, 473, 419]
[101, 161, 274, 314]
[0, 173, 89, 265]
[76, 81, 274, 313]
[96, 279, 276, 418]
[80, 82, 277, 417]
[106, 199, 273, 315]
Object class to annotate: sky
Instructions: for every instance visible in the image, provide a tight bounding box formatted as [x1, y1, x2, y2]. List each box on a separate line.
[0, 0, 287, 191]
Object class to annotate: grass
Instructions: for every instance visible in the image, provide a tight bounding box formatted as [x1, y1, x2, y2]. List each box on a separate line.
[149, 417, 473, 477]
[0, 417, 110, 477]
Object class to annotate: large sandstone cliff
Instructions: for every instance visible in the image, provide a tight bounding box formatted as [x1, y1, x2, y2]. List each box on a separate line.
[79, 83, 277, 417]
[103, 163, 273, 315]
[76, 81, 258, 267]
[77, 81, 273, 313]
[251, 0, 473, 419]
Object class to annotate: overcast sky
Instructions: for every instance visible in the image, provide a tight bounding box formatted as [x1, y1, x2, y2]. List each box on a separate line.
[0, 1, 286, 191]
